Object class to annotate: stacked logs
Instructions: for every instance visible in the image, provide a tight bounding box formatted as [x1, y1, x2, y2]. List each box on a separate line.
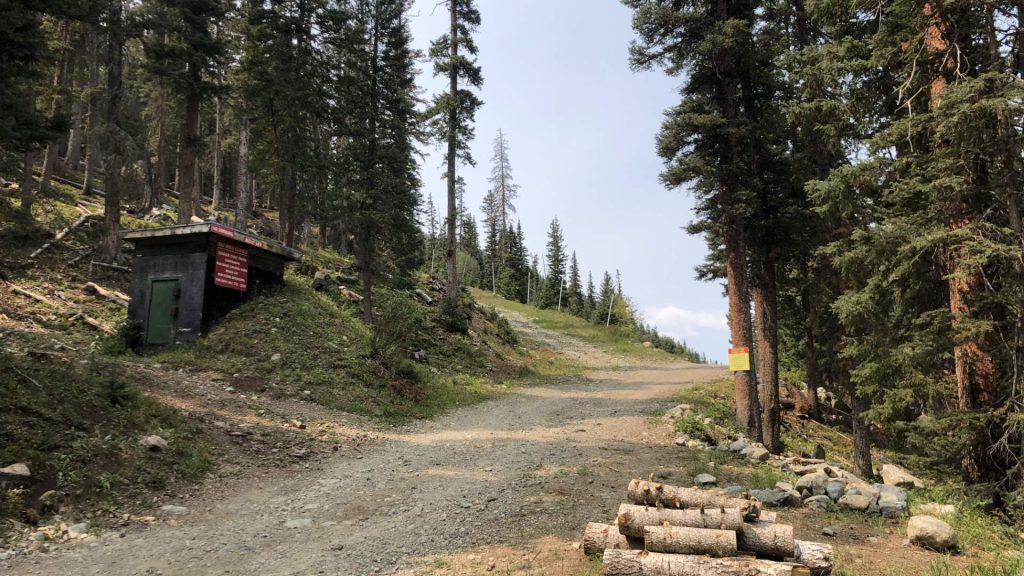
[582, 479, 834, 576]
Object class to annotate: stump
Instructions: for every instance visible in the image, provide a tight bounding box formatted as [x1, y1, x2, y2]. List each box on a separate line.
[582, 522, 643, 556]
[643, 525, 737, 557]
[602, 550, 812, 576]
[627, 479, 760, 518]
[793, 540, 834, 576]
[617, 504, 744, 538]
[738, 520, 796, 559]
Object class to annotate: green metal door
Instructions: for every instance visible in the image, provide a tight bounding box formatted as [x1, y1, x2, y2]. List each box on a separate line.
[146, 279, 178, 345]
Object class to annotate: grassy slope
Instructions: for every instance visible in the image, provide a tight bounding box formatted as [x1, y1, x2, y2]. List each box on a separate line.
[471, 288, 683, 363]
[670, 379, 1024, 576]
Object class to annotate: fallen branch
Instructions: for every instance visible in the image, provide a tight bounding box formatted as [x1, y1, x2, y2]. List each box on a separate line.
[8, 284, 59, 308]
[89, 261, 130, 273]
[83, 282, 130, 307]
[68, 248, 94, 265]
[12, 367, 41, 388]
[29, 212, 97, 259]
[75, 313, 116, 335]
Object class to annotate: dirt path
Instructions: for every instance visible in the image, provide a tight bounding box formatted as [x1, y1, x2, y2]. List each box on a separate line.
[3, 309, 725, 576]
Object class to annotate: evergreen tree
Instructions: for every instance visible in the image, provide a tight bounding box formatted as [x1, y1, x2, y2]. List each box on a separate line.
[480, 189, 499, 290]
[591, 271, 617, 325]
[487, 128, 518, 262]
[498, 223, 528, 302]
[458, 212, 484, 286]
[538, 216, 567, 309]
[424, 192, 440, 275]
[567, 251, 583, 317]
[584, 271, 596, 319]
[425, 0, 483, 308]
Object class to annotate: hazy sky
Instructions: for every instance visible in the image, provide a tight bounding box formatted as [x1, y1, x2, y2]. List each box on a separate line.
[407, 0, 730, 362]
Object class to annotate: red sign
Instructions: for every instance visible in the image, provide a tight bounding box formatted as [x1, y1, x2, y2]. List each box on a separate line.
[214, 241, 249, 291]
[211, 224, 267, 250]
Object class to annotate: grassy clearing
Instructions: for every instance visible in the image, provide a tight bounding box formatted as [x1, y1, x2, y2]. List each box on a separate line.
[471, 288, 681, 363]
[0, 352, 211, 525]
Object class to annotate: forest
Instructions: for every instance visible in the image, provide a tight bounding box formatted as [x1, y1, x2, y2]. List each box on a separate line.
[4, 0, 1024, 533]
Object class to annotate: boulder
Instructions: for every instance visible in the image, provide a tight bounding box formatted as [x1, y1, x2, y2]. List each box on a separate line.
[812, 444, 826, 460]
[410, 349, 428, 363]
[724, 485, 745, 497]
[825, 478, 847, 501]
[312, 270, 330, 291]
[795, 471, 829, 497]
[918, 503, 955, 517]
[874, 484, 908, 518]
[787, 463, 829, 476]
[837, 494, 873, 512]
[743, 444, 770, 463]
[139, 435, 168, 452]
[907, 515, 957, 551]
[665, 404, 692, 421]
[728, 439, 750, 453]
[804, 495, 834, 512]
[694, 473, 717, 488]
[0, 463, 31, 486]
[839, 470, 879, 502]
[750, 489, 787, 507]
[674, 436, 689, 447]
[881, 464, 924, 489]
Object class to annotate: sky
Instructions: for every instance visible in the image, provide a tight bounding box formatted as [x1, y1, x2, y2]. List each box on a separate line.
[407, 0, 730, 362]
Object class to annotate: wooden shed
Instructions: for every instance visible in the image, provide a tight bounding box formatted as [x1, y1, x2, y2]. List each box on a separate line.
[121, 222, 301, 348]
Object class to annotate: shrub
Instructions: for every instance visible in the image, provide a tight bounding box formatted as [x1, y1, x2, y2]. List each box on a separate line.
[370, 293, 423, 369]
[440, 296, 468, 334]
[495, 315, 519, 345]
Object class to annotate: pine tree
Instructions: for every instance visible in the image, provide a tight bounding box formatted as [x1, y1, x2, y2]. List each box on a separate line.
[141, 0, 227, 225]
[487, 128, 518, 262]
[592, 271, 616, 325]
[584, 271, 596, 319]
[480, 189, 499, 290]
[567, 252, 583, 317]
[538, 217, 567, 309]
[425, 0, 483, 309]
[458, 213, 484, 286]
[498, 224, 528, 302]
[424, 193, 440, 275]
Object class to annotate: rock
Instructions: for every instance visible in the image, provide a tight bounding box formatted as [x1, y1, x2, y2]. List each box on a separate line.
[907, 515, 957, 551]
[139, 436, 168, 452]
[414, 289, 434, 305]
[825, 478, 847, 501]
[312, 270, 330, 291]
[38, 490, 62, 512]
[839, 470, 879, 502]
[410, 349, 428, 363]
[804, 495, 834, 512]
[642, 341, 653, 348]
[674, 436, 689, 447]
[875, 484, 909, 518]
[270, 353, 282, 362]
[780, 488, 803, 507]
[665, 404, 692, 421]
[743, 444, 770, 462]
[918, 503, 955, 517]
[750, 489, 789, 508]
[728, 439, 750, 453]
[821, 527, 836, 537]
[881, 464, 924, 489]
[694, 473, 717, 487]
[158, 505, 189, 516]
[0, 463, 31, 486]
[686, 439, 708, 450]
[812, 444, 826, 460]
[795, 471, 829, 497]
[67, 523, 89, 538]
[775, 482, 794, 492]
[724, 485, 745, 497]
[284, 518, 313, 529]
[837, 494, 873, 512]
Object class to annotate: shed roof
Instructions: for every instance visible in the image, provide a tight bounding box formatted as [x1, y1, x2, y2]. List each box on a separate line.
[121, 222, 302, 261]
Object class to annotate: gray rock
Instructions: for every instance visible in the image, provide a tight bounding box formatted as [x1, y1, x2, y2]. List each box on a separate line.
[724, 485, 745, 497]
[825, 478, 847, 501]
[159, 505, 189, 516]
[750, 489, 786, 507]
[744, 444, 770, 463]
[0, 463, 31, 486]
[918, 503, 955, 517]
[410, 349, 428, 363]
[694, 474, 717, 488]
[715, 443, 732, 452]
[139, 435, 168, 452]
[67, 523, 89, 538]
[728, 439, 750, 453]
[821, 526, 836, 537]
[875, 484, 909, 518]
[837, 494, 873, 512]
[907, 515, 957, 551]
[686, 439, 708, 450]
[284, 518, 313, 529]
[795, 471, 829, 496]
[775, 481, 794, 492]
[780, 489, 803, 507]
[270, 353, 282, 362]
[881, 464, 924, 489]
[812, 444, 826, 460]
[674, 436, 689, 447]
[804, 495, 834, 512]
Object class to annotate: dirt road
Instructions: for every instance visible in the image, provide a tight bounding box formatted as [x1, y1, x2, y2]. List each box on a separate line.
[4, 310, 725, 576]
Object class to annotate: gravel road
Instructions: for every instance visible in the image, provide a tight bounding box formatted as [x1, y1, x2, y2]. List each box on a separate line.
[4, 310, 725, 576]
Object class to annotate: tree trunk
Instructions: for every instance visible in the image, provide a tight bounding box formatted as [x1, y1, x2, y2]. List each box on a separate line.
[850, 392, 873, 479]
[582, 523, 643, 556]
[235, 115, 252, 229]
[800, 265, 821, 419]
[627, 479, 760, 517]
[65, 47, 84, 172]
[81, 27, 101, 196]
[643, 525, 737, 557]
[359, 242, 374, 325]
[149, 92, 168, 210]
[99, 0, 124, 262]
[737, 519, 795, 559]
[794, 541, 834, 576]
[602, 550, 811, 576]
[754, 256, 781, 453]
[211, 95, 222, 213]
[616, 504, 744, 538]
[41, 20, 71, 191]
[20, 148, 38, 217]
[175, 92, 200, 225]
[280, 166, 297, 246]
[444, 0, 459, 305]
[726, 223, 759, 437]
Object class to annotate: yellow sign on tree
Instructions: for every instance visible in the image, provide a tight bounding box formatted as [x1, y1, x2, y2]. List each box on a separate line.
[728, 347, 750, 372]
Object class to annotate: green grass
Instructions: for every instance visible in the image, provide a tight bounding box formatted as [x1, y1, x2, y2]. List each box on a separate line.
[470, 288, 677, 362]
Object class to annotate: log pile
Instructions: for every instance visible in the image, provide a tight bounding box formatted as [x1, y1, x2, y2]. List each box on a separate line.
[583, 478, 834, 575]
